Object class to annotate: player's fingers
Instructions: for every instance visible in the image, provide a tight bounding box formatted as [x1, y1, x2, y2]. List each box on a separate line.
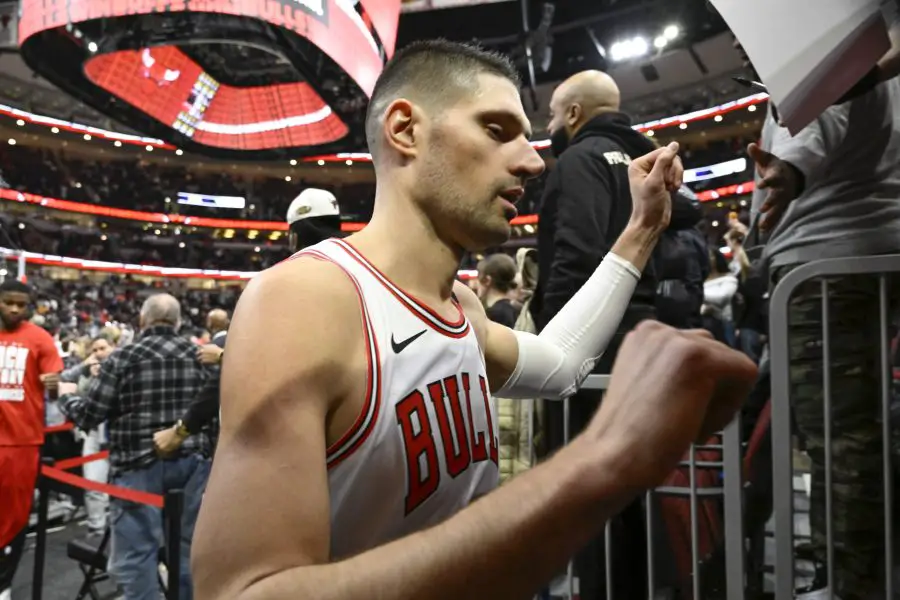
[628, 146, 668, 178]
[647, 142, 679, 184]
[664, 154, 684, 190]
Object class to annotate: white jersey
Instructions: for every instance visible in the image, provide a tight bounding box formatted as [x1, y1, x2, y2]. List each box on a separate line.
[297, 239, 500, 559]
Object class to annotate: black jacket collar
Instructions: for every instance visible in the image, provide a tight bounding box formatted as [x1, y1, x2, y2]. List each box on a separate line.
[570, 112, 657, 159]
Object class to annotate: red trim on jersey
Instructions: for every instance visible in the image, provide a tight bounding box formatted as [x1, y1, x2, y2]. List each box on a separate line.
[292, 248, 382, 470]
[331, 239, 470, 339]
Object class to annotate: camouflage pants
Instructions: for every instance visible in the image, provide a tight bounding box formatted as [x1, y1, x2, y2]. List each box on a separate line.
[775, 265, 894, 599]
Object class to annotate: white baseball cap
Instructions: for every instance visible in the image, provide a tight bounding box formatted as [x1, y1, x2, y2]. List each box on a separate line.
[286, 188, 340, 225]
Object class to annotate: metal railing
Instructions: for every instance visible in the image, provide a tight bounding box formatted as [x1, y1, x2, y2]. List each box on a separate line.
[768, 255, 900, 600]
[547, 375, 746, 600]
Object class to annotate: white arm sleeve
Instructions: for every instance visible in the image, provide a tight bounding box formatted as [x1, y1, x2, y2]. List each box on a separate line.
[494, 252, 641, 400]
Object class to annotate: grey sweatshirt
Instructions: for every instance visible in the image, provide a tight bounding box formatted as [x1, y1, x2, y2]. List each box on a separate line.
[751, 77, 900, 268]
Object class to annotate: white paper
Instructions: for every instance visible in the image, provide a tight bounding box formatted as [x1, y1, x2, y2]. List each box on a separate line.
[711, 0, 890, 133]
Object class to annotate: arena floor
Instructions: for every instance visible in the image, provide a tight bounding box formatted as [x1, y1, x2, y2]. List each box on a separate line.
[13, 522, 120, 600]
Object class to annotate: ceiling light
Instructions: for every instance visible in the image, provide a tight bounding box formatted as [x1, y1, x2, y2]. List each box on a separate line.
[646, 130, 654, 137]
[290, 159, 297, 166]
[679, 122, 687, 130]
[748, 104, 757, 112]
[87, 41, 98, 53]
[146, 145, 153, 151]
[114, 140, 122, 147]
[653, 36, 667, 49]
[175, 149, 183, 156]
[345, 159, 353, 166]
[7, 139, 14, 145]
[15, 119, 24, 126]
[610, 37, 649, 62]
[712, 220, 719, 227]
[254, 246, 261, 253]
[285, 176, 292, 182]
[100, 234, 107, 241]
[664, 25, 680, 40]
[317, 160, 325, 166]
[154, 229, 161, 235]
[179, 242, 185, 248]
[51, 127, 59, 133]
[18, 223, 24, 229]
[165, 197, 171, 203]
[714, 115, 723, 122]
[740, 200, 747, 207]
[84, 134, 91, 140]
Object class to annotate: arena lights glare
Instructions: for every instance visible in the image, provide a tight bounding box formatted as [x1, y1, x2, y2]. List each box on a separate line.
[610, 37, 649, 62]
[0, 94, 767, 160]
[0, 245, 480, 282]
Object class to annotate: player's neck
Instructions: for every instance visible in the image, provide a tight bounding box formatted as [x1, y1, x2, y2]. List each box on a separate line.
[355, 192, 462, 302]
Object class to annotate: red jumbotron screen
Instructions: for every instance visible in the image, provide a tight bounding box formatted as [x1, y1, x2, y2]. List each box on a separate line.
[18, 0, 402, 153]
[84, 47, 349, 150]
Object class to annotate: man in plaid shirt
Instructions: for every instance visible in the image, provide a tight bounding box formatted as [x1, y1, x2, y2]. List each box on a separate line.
[60, 293, 212, 600]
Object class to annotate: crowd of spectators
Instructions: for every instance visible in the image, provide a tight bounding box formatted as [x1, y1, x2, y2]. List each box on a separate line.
[15, 271, 241, 339]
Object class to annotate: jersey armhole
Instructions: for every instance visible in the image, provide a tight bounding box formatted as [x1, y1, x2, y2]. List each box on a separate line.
[298, 250, 383, 470]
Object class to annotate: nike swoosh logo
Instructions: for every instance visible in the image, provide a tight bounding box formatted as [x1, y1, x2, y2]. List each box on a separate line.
[391, 330, 427, 354]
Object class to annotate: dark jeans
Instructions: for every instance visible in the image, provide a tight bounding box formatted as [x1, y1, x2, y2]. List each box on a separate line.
[739, 327, 763, 364]
[108, 454, 210, 600]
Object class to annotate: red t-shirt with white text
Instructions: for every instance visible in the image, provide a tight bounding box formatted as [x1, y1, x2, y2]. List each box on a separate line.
[0, 321, 64, 446]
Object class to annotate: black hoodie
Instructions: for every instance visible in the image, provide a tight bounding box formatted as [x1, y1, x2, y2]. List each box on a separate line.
[531, 112, 701, 332]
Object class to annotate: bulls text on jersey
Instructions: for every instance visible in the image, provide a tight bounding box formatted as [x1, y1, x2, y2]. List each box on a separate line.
[396, 371, 498, 515]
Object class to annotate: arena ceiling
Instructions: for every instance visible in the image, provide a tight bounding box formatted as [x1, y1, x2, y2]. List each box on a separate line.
[0, 0, 749, 151]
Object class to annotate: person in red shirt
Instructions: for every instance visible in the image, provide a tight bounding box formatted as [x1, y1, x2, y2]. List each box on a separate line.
[0, 280, 62, 598]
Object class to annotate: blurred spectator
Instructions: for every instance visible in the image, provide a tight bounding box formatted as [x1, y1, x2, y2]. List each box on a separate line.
[59, 333, 118, 536]
[0, 280, 63, 599]
[58, 294, 213, 600]
[702, 249, 739, 346]
[475, 253, 520, 328]
[749, 70, 900, 599]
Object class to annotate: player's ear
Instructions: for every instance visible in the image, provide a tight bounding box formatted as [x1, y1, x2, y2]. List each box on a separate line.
[383, 99, 419, 160]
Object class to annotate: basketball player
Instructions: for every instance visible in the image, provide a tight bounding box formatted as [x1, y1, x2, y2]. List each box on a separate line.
[0, 280, 63, 600]
[192, 41, 756, 599]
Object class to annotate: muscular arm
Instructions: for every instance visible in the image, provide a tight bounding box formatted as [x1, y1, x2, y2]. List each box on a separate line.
[461, 223, 658, 397]
[192, 258, 634, 600]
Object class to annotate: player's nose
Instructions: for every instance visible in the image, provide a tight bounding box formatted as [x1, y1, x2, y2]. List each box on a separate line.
[512, 142, 545, 181]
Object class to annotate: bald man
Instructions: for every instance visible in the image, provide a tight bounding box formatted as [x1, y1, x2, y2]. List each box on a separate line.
[60, 293, 213, 600]
[530, 70, 700, 600]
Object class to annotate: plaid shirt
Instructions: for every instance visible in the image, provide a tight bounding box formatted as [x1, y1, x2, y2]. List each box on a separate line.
[60, 325, 212, 473]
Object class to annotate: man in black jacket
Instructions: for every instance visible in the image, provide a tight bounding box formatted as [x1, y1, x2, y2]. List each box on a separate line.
[530, 69, 701, 600]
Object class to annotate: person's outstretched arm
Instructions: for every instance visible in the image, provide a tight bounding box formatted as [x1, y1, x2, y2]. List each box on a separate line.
[191, 247, 756, 600]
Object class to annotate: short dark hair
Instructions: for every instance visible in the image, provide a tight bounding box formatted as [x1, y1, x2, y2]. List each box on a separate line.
[477, 253, 518, 293]
[0, 280, 31, 296]
[365, 39, 521, 160]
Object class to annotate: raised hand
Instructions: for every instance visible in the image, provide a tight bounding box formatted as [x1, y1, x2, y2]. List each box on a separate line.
[627, 142, 684, 234]
[747, 142, 803, 231]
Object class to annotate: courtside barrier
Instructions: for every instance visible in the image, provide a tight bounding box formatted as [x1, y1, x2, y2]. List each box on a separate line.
[769, 255, 900, 600]
[559, 376, 749, 600]
[36, 426, 184, 600]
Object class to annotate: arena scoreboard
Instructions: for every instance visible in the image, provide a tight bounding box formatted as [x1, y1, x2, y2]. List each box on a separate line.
[18, 0, 402, 159]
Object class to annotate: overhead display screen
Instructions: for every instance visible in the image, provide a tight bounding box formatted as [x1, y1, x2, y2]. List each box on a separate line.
[83, 46, 349, 150]
[18, 0, 401, 156]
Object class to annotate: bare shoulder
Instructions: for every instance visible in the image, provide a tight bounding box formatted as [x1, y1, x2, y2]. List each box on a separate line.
[453, 280, 488, 348]
[221, 256, 365, 426]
